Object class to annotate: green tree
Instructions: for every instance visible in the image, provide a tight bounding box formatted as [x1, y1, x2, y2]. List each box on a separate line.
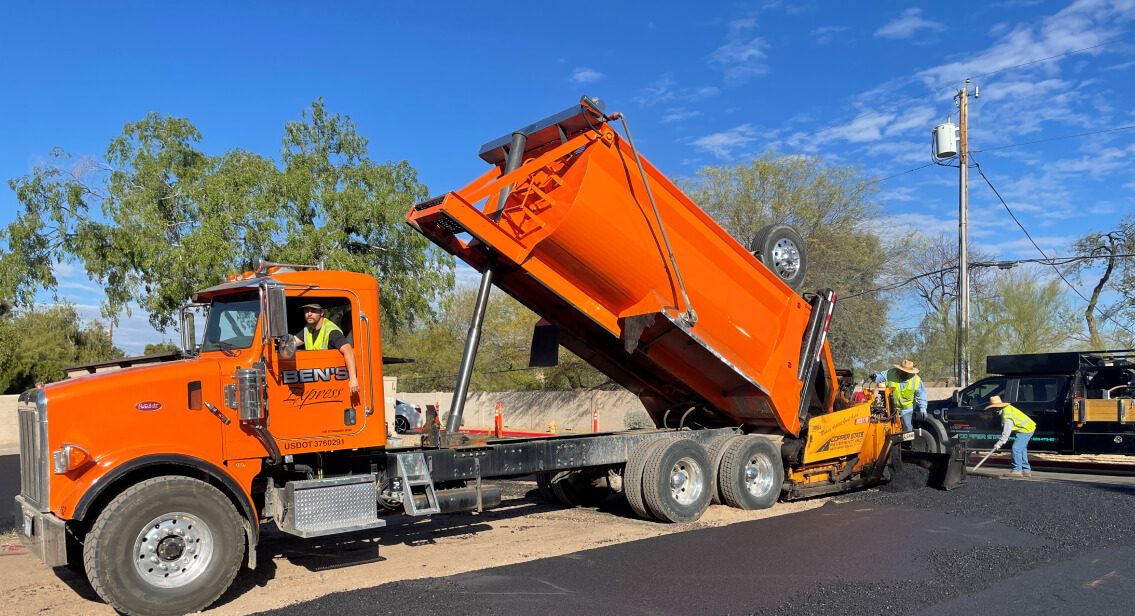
[908, 268, 1079, 381]
[143, 341, 181, 355]
[0, 306, 124, 393]
[1, 100, 453, 334]
[681, 152, 890, 368]
[983, 268, 1079, 356]
[896, 233, 998, 382]
[383, 288, 608, 392]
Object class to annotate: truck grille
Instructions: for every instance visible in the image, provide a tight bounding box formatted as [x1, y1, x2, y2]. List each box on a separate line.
[17, 389, 49, 510]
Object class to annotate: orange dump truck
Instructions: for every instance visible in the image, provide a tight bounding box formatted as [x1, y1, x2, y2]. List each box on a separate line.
[15, 98, 959, 616]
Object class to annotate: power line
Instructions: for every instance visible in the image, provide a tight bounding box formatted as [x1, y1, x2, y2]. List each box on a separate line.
[972, 124, 1135, 154]
[837, 253, 1135, 302]
[970, 153, 1135, 338]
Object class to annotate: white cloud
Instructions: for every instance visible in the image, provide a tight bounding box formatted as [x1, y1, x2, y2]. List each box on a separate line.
[916, 0, 1131, 89]
[692, 124, 759, 159]
[633, 76, 719, 107]
[875, 8, 946, 39]
[570, 68, 605, 84]
[660, 108, 703, 124]
[710, 36, 770, 83]
[810, 25, 848, 45]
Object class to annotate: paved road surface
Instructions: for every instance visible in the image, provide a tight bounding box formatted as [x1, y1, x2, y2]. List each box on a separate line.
[256, 474, 1135, 616]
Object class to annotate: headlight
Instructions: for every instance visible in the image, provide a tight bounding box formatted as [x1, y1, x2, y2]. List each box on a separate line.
[52, 444, 92, 474]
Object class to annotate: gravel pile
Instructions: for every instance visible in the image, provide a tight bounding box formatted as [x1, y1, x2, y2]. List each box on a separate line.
[759, 475, 1135, 616]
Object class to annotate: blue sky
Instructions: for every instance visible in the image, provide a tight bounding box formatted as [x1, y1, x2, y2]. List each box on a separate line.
[2, 1, 1134, 353]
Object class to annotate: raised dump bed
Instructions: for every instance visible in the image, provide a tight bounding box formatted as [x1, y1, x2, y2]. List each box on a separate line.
[408, 98, 829, 437]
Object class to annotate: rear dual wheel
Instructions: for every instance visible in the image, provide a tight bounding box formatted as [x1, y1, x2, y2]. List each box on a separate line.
[718, 437, 784, 510]
[624, 439, 713, 523]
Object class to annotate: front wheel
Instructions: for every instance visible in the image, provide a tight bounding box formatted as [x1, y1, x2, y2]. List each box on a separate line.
[83, 476, 246, 616]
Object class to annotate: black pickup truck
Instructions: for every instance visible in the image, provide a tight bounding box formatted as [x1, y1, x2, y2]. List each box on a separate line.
[914, 350, 1135, 455]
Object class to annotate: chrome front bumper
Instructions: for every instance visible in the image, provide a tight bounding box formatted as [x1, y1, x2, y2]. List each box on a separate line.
[15, 494, 68, 567]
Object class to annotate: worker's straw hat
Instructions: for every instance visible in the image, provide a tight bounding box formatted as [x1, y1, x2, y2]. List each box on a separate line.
[893, 359, 919, 374]
[985, 395, 1010, 409]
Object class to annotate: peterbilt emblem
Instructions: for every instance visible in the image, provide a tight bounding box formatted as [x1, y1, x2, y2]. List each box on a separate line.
[282, 366, 350, 385]
[136, 401, 162, 411]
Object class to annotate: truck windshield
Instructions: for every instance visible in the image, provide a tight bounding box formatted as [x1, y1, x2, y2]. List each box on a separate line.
[200, 293, 260, 352]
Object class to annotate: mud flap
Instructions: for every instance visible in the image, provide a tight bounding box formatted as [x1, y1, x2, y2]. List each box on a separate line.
[902, 441, 968, 490]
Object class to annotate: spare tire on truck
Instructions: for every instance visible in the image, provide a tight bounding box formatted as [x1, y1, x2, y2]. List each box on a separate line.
[749, 223, 808, 291]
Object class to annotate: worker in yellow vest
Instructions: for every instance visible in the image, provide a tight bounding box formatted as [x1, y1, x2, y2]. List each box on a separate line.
[293, 303, 359, 395]
[870, 359, 925, 434]
[986, 395, 1036, 478]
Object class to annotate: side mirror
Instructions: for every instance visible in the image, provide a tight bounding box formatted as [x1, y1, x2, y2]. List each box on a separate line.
[276, 335, 296, 360]
[951, 390, 961, 406]
[266, 286, 289, 338]
[181, 309, 197, 355]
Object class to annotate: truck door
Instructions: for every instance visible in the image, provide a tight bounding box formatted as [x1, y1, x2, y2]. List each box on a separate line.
[265, 294, 368, 449]
[944, 376, 1010, 448]
[1009, 376, 1069, 452]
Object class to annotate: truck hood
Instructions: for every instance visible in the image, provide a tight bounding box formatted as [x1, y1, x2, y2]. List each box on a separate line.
[46, 357, 223, 415]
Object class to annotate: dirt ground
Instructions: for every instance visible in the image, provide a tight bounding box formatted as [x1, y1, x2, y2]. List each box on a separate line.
[0, 479, 829, 615]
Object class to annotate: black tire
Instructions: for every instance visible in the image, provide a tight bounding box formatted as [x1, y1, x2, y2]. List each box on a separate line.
[706, 434, 744, 505]
[623, 439, 670, 520]
[542, 470, 609, 507]
[719, 437, 785, 510]
[395, 415, 410, 433]
[749, 223, 808, 291]
[641, 439, 713, 523]
[83, 476, 246, 616]
[908, 424, 941, 454]
[535, 472, 557, 502]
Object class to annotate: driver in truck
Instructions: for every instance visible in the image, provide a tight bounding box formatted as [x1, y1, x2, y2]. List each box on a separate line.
[294, 302, 360, 395]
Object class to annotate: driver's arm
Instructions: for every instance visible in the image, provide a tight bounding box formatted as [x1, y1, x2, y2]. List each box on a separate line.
[338, 343, 359, 395]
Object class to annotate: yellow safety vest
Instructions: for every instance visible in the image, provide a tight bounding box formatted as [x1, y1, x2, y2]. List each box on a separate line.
[885, 368, 922, 411]
[1001, 404, 1036, 433]
[304, 320, 343, 350]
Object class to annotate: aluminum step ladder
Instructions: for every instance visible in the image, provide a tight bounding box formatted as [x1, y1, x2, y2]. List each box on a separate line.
[396, 452, 440, 516]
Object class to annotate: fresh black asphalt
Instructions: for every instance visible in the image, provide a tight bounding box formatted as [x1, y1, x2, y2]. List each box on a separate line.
[254, 473, 1135, 616]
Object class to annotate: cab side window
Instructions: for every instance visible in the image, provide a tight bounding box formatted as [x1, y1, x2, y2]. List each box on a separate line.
[960, 378, 1009, 407]
[287, 297, 354, 350]
[1017, 377, 1062, 403]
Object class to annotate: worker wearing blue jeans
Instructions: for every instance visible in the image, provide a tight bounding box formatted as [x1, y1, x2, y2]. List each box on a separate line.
[871, 359, 926, 433]
[987, 395, 1036, 478]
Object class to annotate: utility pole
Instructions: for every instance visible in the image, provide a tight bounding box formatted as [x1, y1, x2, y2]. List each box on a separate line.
[955, 81, 974, 388]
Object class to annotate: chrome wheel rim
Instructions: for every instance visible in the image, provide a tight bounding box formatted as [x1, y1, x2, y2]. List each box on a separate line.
[771, 238, 801, 279]
[669, 456, 704, 505]
[744, 454, 775, 497]
[132, 512, 214, 588]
